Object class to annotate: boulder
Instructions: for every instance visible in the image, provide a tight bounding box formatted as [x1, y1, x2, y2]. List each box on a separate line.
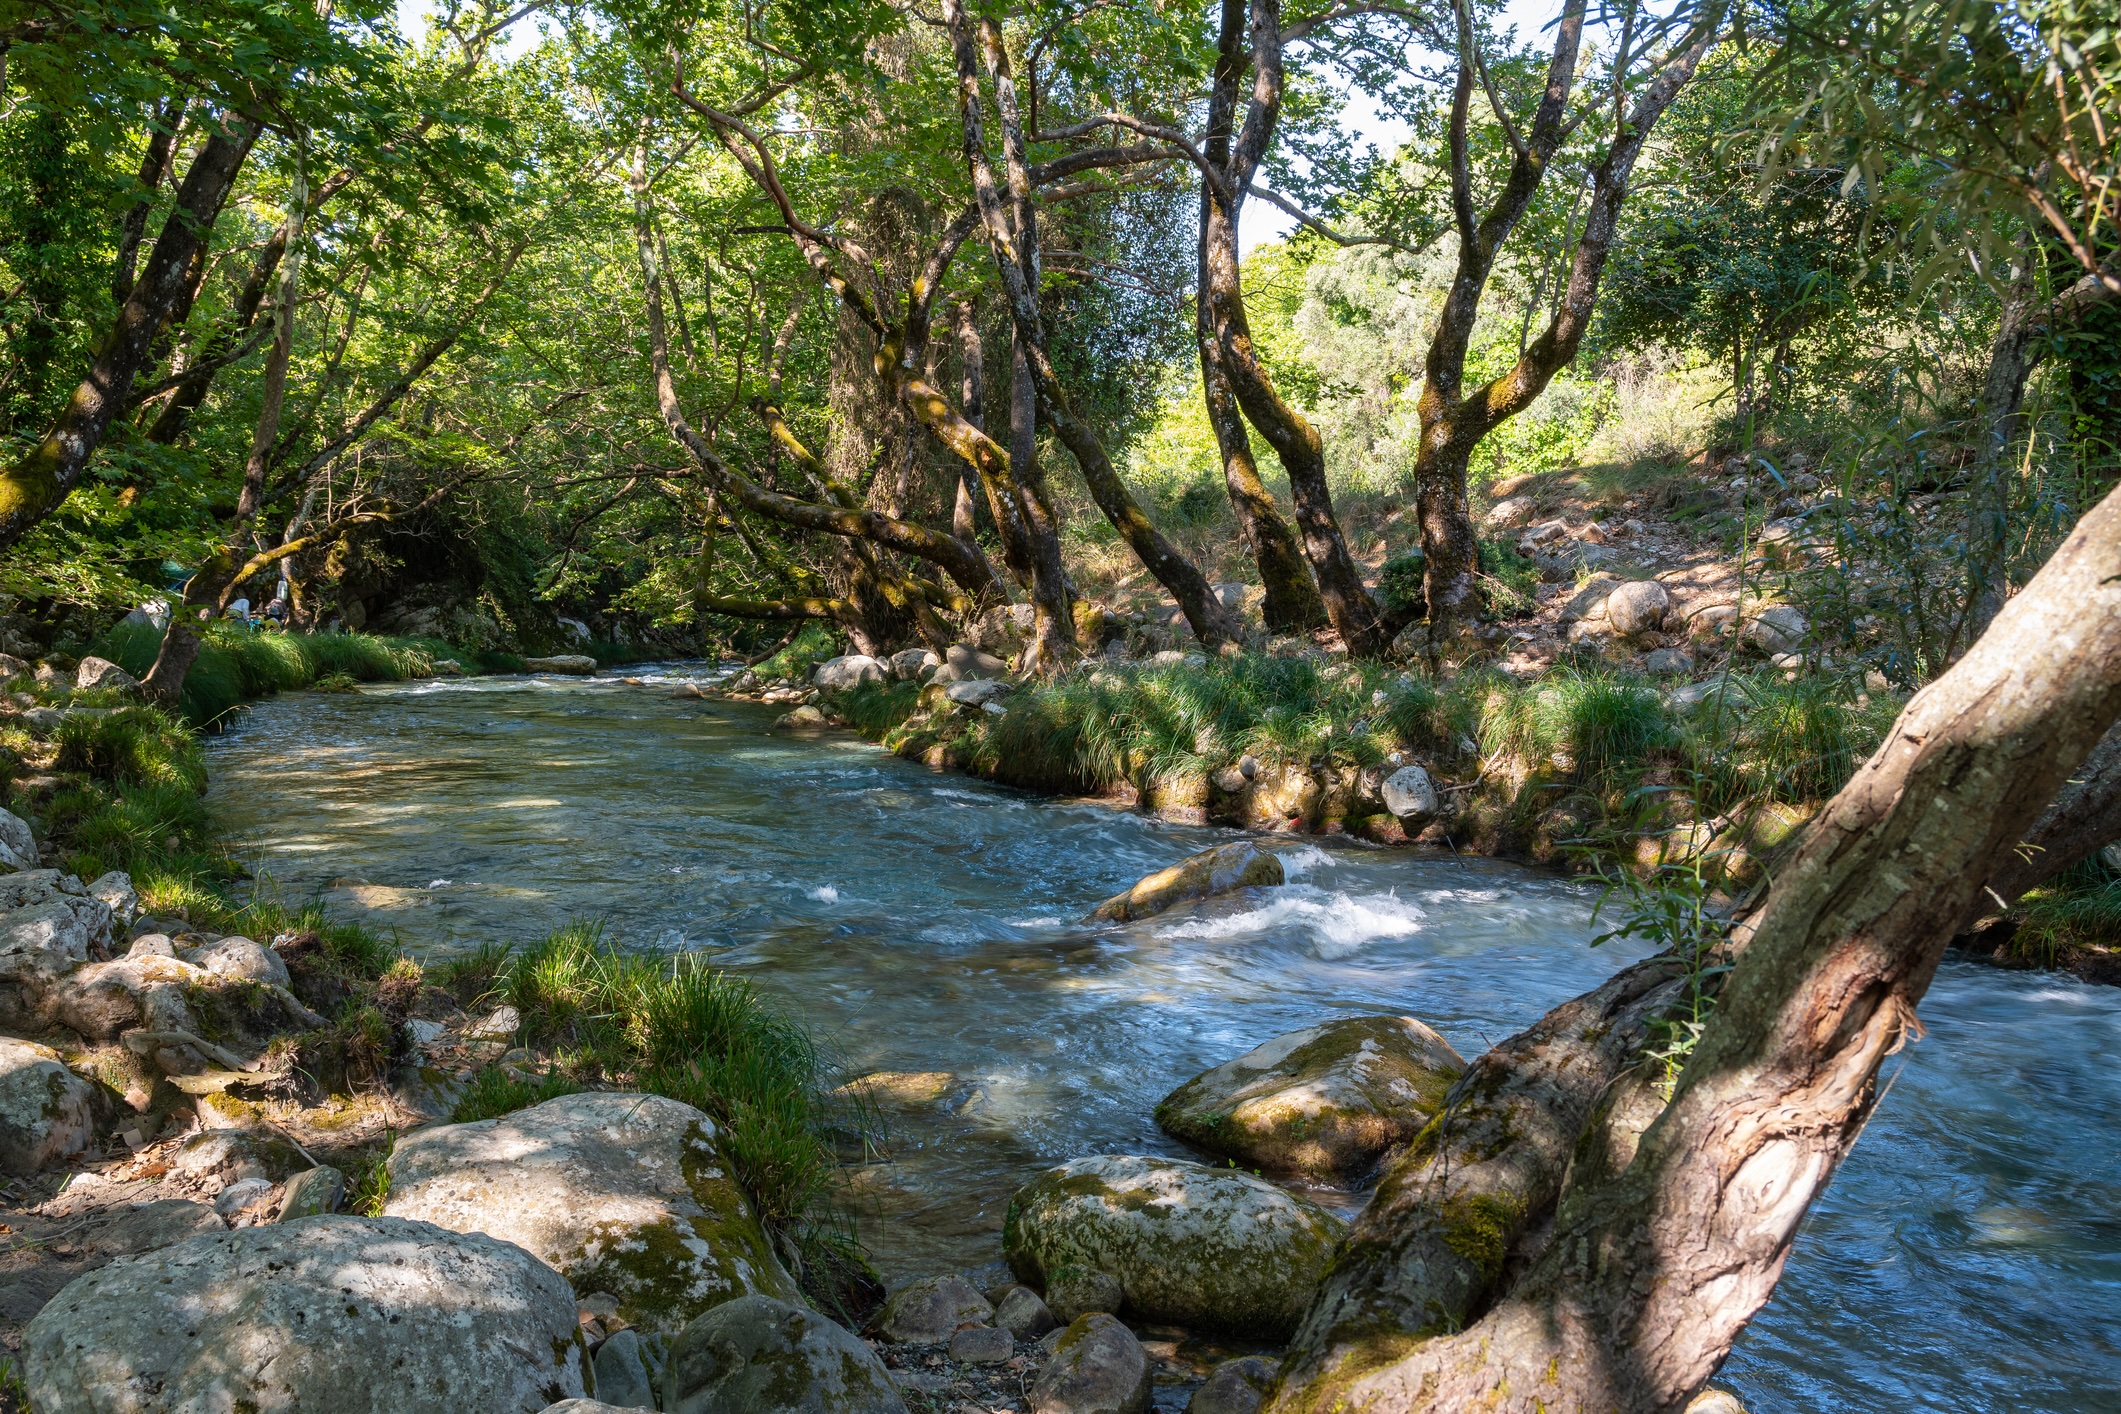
[1091, 842, 1284, 923]
[23, 1216, 586, 1414]
[592, 1328, 656, 1410]
[558, 617, 593, 645]
[888, 648, 940, 682]
[1744, 604, 1808, 655]
[0, 869, 113, 967]
[1187, 1356, 1278, 1414]
[1027, 1314, 1150, 1414]
[544, 1402, 652, 1413]
[1044, 1267, 1123, 1324]
[943, 678, 1013, 709]
[1481, 495, 1538, 529]
[662, 1294, 907, 1414]
[382, 1092, 800, 1336]
[1644, 647, 1695, 677]
[814, 654, 887, 692]
[774, 705, 829, 730]
[188, 934, 291, 988]
[878, 1273, 994, 1343]
[931, 643, 1008, 683]
[1004, 1155, 1342, 1339]
[276, 1163, 346, 1219]
[74, 656, 140, 693]
[1379, 765, 1439, 822]
[1155, 1017, 1465, 1183]
[86, 870, 137, 926]
[0, 650, 30, 681]
[1605, 579, 1671, 636]
[524, 654, 599, 675]
[996, 1284, 1059, 1339]
[90, 1199, 224, 1255]
[0, 1038, 99, 1175]
[1558, 574, 1622, 623]
[0, 805, 36, 869]
[50, 954, 206, 1042]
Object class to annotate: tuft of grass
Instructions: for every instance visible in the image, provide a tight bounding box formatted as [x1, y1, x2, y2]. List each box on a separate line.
[53, 705, 205, 791]
[489, 922, 856, 1234]
[2012, 859, 2121, 964]
[429, 940, 514, 1007]
[1480, 668, 1673, 786]
[346, 1135, 395, 1217]
[1685, 674, 1897, 808]
[838, 679, 920, 736]
[450, 1064, 585, 1123]
[90, 621, 470, 727]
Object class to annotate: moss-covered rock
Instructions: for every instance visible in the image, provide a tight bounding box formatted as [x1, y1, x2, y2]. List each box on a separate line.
[1090, 842, 1284, 923]
[0, 1037, 99, 1174]
[1028, 1313, 1151, 1414]
[662, 1294, 906, 1414]
[1003, 1154, 1341, 1339]
[1155, 1017, 1465, 1185]
[383, 1092, 799, 1336]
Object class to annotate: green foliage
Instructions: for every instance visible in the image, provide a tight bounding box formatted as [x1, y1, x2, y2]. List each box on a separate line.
[450, 1064, 585, 1124]
[90, 622, 453, 726]
[836, 680, 920, 737]
[346, 1135, 395, 1218]
[429, 940, 514, 1007]
[1688, 674, 1898, 807]
[1479, 670, 1674, 786]
[751, 624, 837, 682]
[53, 705, 205, 790]
[1592, 854, 1732, 1095]
[2013, 859, 2121, 964]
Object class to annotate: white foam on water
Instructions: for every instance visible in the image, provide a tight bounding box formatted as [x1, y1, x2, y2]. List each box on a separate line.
[807, 884, 840, 902]
[1155, 885, 1426, 958]
[1275, 844, 1336, 879]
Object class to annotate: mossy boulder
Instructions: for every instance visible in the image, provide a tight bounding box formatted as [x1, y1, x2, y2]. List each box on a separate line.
[24, 1216, 586, 1413]
[1090, 842, 1284, 923]
[662, 1294, 906, 1414]
[1003, 1155, 1342, 1339]
[0, 1037, 100, 1175]
[877, 1273, 992, 1343]
[1028, 1313, 1150, 1414]
[383, 1092, 799, 1336]
[1155, 1017, 1466, 1184]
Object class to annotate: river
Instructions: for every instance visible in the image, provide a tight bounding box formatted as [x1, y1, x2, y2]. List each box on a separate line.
[204, 667, 2121, 1413]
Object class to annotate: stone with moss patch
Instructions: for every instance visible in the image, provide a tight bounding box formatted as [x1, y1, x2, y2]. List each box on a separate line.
[662, 1294, 906, 1413]
[1155, 1017, 1465, 1184]
[1090, 843, 1284, 923]
[383, 1092, 799, 1337]
[1004, 1155, 1341, 1340]
[0, 1037, 99, 1175]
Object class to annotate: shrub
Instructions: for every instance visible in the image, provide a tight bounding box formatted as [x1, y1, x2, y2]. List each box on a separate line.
[753, 623, 837, 681]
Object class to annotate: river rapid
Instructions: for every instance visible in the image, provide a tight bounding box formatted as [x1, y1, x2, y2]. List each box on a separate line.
[205, 667, 2121, 1413]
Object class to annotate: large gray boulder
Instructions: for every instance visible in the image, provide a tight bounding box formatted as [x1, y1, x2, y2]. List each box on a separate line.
[383, 1092, 799, 1336]
[1027, 1313, 1151, 1414]
[887, 648, 939, 682]
[187, 934, 291, 987]
[23, 1216, 586, 1413]
[1604, 579, 1671, 636]
[1379, 765, 1439, 822]
[75, 656, 140, 692]
[86, 869, 136, 926]
[1155, 1017, 1465, 1184]
[663, 1294, 907, 1414]
[931, 643, 1008, 683]
[1187, 1356, 1277, 1414]
[49, 953, 206, 1041]
[1744, 603, 1808, 655]
[0, 1038, 99, 1175]
[0, 869, 113, 971]
[814, 654, 887, 691]
[0, 805, 36, 869]
[1090, 842, 1284, 923]
[1004, 1155, 1342, 1339]
[524, 654, 599, 674]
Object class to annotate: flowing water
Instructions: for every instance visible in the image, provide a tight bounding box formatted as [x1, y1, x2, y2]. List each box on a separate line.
[204, 667, 2121, 1413]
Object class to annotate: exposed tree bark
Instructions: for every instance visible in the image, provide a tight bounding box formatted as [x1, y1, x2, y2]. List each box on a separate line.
[944, 1, 1241, 648]
[1195, 0, 1327, 636]
[1201, 0, 1389, 651]
[952, 301, 996, 551]
[0, 115, 256, 550]
[110, 96, 188, 307]
[235, 141, 309, 527]
[1274, 482, 2121, 1413]
[1413, 0, 1721, 651]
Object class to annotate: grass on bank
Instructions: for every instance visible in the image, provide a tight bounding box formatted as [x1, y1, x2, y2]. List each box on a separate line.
[90, 620, 523, 728]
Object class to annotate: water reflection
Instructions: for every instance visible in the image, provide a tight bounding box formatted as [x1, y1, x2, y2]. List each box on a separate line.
[206, 667, 2121, 1412]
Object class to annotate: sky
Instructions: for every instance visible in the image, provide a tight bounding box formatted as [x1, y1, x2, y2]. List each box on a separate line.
[393, 0, 1571, 252]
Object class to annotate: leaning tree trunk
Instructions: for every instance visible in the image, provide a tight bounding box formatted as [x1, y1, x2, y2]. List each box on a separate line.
[1273, 481, 2121, 1413]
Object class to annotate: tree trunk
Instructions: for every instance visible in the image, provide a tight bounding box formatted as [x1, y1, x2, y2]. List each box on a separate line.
[1273, 480, 2121, 1413]
[1008, 327, 1079, 674]
[1965, 247, 2043, 639]
[0, 116, 256, 549]
[110, 97, 188, 307]
[235, 144, 308, 527]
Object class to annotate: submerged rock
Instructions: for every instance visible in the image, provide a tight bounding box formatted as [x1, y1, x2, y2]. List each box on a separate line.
[0, 1038, 99, 1175]
[524, 654, 599, 675]
[1155, 1016, 1465, 1183]
[774, 705, 829, 730]
[1090, 842, 1284, 923]
[23, 1216, 586, 1413]
[662, 1294, 906, 1414]
[383, 1092, 799, 1336]
[1027, 1313, 1150, 1414]
[1004, 1154, 1342, 1339]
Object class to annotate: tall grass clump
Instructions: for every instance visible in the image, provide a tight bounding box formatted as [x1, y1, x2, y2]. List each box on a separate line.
[487, 923, 856, 1239]
[1480, 669, 1673, 785]
[53, 705, 205, 790]
[2012, 859, 2121, 964]
[1685, 674, 1897, 808]
[91, 620, 456, 727]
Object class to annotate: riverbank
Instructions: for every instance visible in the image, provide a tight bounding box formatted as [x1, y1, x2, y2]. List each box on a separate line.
[740, 648, 2121, 985]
